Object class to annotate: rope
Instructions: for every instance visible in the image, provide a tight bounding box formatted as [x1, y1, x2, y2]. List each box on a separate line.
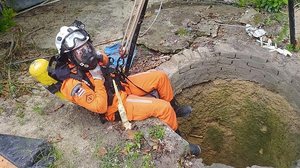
[139, 1, 163, 37]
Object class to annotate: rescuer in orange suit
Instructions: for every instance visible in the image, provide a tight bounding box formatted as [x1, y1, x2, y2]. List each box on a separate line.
[54, 24, 200, 156]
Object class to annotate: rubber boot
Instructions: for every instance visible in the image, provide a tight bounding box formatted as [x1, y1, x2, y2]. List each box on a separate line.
[170, 98, 192, 117]
[189, 143, 201, 157]
[175, 129, 181, 136]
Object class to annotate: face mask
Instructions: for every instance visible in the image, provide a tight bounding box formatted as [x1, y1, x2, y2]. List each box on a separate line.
[72, 42, 98, 70]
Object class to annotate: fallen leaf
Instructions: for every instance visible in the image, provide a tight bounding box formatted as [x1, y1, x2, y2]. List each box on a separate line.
[126, 130, 137, 140]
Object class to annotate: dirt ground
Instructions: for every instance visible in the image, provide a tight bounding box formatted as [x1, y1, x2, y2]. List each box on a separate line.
[0, 0, 300, 167]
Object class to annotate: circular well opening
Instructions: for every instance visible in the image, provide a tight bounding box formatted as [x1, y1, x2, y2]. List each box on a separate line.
[177, 79, 300, 168]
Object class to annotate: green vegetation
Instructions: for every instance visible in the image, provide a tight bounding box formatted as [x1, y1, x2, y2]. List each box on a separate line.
[0, 7, 16, 32]
[238, 0, 288, 12]
[99, 145, 122, 168]
[33, 105, 45, 115]
[175, 28, 189, 36]
[142, 154, 155, 168]
[286, 38, 300, 52]
[0, 83, 3, 95]
[149, 125, 165, 140]
[15, 102, 26, 124]
[98, 131, 155, 168]
[134, 131, 144, 148]
[275, 24, 289, 44]
[47, 146, 63, 168]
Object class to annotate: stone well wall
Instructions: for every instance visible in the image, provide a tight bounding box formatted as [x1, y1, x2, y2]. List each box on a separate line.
[157, 42, 300, 111]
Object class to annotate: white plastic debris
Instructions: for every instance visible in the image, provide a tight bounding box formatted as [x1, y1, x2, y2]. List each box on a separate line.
[245, 24, 266, 38]
[246, 24, 292, 57]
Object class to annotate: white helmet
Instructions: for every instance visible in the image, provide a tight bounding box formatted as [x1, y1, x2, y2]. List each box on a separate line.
[55, 26, 89, 53]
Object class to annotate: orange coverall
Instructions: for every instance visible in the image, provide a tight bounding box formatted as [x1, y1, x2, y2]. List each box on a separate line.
[60, 54, 178, 130]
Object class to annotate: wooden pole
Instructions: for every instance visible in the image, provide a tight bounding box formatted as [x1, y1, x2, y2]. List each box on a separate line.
[288, 0, 296, 48]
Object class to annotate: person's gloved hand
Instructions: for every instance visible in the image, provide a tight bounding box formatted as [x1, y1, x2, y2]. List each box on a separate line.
[89, 65, 104, 81]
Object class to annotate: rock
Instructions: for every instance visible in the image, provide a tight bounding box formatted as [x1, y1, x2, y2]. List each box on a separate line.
[133, 118, 190, 168]
[239, 8, 259, 24]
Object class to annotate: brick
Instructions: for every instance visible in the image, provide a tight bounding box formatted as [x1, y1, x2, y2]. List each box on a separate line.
[220, 52, 236, 59]
[170, 72, 181, 85]
[216, 65, 239, 79]
[249, 55, 269, 63]
[203, 59, 219, 66]
[179, 64, 191, 74]
[156, 61, 178, 76]
[209, 65, 222, 72]
[246, 60, 265, 70]
[197, 47, 211, 57]
[190, 60, 203, 69]
[192, 50, 202, 59]
[232, 59, 248, 69]
[276, 81, 300, 110]
[235, 52, 251, 59]
[234, 67, 251, 78]
[182, 49, 194, 60]
[170, 53, 187, 65]
[218, 58, 234, 65]
[264, 65, 280, 77]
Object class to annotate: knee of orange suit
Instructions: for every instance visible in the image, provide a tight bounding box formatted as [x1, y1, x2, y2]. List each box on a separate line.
[159, 103, 178, 131]
[155, 70, 169, 80]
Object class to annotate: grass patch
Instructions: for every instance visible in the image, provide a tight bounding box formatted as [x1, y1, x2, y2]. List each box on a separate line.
[286, 38, 300, 52]
[142, 154, 155, 168]
[99, 145, 122, 168]
[175, 28, 189, 36]
[275, 24, 288, 44]
[149, 125, 165, 140]
[98, 131, 155, 168]
[134, 131, 144, 145]
[47, 146, 63, 168]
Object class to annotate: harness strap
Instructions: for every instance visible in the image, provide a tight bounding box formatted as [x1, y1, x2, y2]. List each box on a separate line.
[47, 82, 62, 94]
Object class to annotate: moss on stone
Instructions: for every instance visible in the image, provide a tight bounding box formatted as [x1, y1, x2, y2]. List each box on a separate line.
[177, 80, 300, 167]
[232, 99, 296, 168]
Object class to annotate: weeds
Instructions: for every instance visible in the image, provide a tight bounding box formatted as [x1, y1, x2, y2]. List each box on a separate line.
[286, 44, 300, 52]
[33, 105, 45, 115]
[0, 83, 3, 95]
[175, 28, 189, 36]
[98, 131, 155, 168]
[99, 145, 122, 168]
[142, 154, 155, 168]
[275, 24, 289, 44]
[134, 131, 144, 145]
[0, 7, 16, 32]
[237, 0, 288, 12]
[149, 125, 165, 140]
[46, 146, 63, 168]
